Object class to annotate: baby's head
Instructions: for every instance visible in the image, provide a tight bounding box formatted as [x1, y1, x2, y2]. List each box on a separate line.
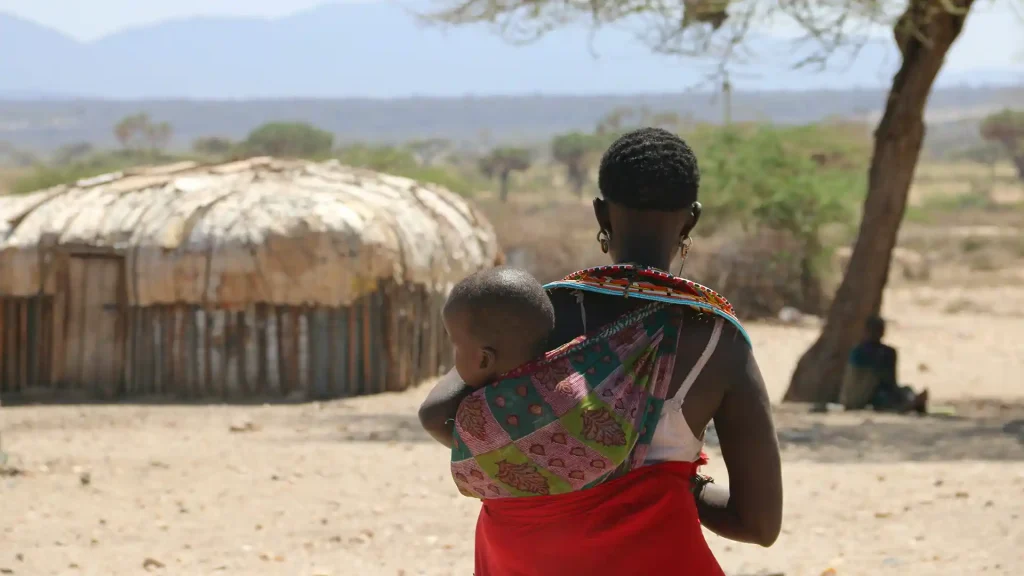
[443, 267, 555, 388]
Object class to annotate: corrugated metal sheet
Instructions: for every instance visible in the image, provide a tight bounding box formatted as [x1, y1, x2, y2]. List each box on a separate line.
[0, 157, 500, 306]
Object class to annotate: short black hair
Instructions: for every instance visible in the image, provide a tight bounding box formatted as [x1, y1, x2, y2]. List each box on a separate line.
[598, 127, 700, 211]
[443, 267, 555, 356]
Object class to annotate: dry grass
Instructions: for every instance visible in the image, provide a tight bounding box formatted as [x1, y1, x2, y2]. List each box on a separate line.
[910, 161, 1024, 207]
[0, 167, 28, 195]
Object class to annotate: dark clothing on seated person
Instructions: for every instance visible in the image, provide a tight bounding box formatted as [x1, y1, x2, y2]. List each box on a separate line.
[848, 342, 913, 412]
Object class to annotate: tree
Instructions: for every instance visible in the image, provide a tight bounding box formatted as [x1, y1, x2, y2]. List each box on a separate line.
[406, 138, 453, 166]
[427, 0, 986, 403]
[114, 113, 152, 149]
[242, 122, 334, 158]
[551, 132, 604, 197]
[113, 113, 173, 151]
[192, 136, 236, 159]
[979, 109, 1024, 181]
[479, 147, 532, 201]
[145, 121, 173, 151]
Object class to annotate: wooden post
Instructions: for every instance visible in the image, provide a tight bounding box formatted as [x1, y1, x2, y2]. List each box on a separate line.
[19, 299, 29, 391]
[0, 299, 6, 392]
[256, 304, 268, 395]
[347, 302, 358, 396]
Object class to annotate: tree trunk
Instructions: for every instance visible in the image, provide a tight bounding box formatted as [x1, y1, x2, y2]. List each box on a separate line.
[569, 163, 586, 197]
[1011, 154, 1024, 182]
[784, 0, 975, 404]
[499, 171, 511, 202]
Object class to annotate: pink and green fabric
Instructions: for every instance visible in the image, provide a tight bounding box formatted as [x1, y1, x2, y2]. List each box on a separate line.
[451, 302, 683, 499]
[451, 265, 747, 500]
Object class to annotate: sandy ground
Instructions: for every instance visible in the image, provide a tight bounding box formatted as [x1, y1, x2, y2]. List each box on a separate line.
[2, 284, 1023, 576]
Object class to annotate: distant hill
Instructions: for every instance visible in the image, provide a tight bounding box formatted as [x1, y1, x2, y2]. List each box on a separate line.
[1, 4, 1022, 100]
[0, 86, 1021, 153]
[1, 4, 1021, 153]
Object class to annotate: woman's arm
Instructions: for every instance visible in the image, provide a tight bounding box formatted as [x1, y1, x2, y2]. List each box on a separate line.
[418, 368, 474, 448]
[696, 339, 783, 547]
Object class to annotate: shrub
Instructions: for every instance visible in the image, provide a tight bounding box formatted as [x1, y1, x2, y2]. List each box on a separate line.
[241, 122, 334, 158]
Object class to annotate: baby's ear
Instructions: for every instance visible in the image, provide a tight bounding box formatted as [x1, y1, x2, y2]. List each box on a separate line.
[479, 347, 497, 372]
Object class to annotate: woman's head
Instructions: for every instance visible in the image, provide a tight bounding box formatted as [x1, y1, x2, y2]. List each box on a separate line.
[594, 127, 702, 270]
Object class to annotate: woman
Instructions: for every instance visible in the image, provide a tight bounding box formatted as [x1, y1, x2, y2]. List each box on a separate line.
[420, 128, 782, 575]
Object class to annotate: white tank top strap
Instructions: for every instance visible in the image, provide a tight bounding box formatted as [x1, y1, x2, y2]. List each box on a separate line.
[666, 317, 724, 408]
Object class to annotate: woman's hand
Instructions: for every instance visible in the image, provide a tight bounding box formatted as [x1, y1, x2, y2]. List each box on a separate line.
[418, 368, 475, 448]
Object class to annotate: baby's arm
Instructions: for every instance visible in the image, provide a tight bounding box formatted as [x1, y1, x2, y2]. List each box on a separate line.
[418, 368, 474, 448]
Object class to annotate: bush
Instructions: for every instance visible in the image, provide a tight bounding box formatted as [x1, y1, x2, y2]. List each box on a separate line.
[687, 125, 864, 313]
[241, 122, 334, 158]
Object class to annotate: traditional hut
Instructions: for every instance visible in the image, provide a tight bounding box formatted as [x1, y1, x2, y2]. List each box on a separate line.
[0, 157, 500, 399]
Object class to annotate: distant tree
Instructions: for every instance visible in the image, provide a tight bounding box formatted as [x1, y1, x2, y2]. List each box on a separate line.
[113, 113, 172, 151]
[114, 113, 153, 149]
[242, 122, 334, 158]
[145, 122, 173, 151]
[52, 142, 94, 165]
[979, 109, 1024, 181]
[595, 107, 634, 135]
[551, 133, 604, 197]
[192, 136, 236, 158]
[405, 138, 453, 166]
[479, 147, 531, 201]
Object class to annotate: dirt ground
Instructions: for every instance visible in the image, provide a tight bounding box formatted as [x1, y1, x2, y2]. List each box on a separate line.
[2, 283, 1024, 576]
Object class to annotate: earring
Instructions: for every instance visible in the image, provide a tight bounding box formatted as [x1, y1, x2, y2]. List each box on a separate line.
[677, 236, 692, 276]
[597, 229, 610, 254]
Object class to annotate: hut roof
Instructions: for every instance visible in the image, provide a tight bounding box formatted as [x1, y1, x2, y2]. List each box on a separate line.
[0, 157, 500, 306]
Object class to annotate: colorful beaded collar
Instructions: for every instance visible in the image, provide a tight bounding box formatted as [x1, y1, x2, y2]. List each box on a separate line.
[544, 264, 750, 346]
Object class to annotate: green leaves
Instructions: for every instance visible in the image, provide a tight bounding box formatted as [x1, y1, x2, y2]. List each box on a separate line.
[242, 122, 334, 159]
[694, 124, 862, 246]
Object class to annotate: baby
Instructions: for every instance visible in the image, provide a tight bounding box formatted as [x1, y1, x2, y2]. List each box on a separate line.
[442, 267, 555, 388]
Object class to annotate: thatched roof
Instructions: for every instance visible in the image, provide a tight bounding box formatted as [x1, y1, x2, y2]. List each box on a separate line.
[0, 157, 500, 306]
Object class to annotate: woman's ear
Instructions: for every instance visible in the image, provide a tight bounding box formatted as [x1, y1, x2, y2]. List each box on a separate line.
[682, 201, 702, 237]
[593, 198, 612, 233]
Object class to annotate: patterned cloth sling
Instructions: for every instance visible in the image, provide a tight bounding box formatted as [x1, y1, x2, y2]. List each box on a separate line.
[450, 265, 749, 500]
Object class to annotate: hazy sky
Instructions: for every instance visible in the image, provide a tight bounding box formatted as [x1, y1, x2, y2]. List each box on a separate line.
[1, 0, 1021, 72]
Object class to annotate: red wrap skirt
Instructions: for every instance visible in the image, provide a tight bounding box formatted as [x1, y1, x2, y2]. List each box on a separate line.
[474, 461, 725, 576]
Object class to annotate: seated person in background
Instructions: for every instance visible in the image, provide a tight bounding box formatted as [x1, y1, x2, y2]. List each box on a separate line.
[841, 316, 928, 413]
[442, 267, 555, 389]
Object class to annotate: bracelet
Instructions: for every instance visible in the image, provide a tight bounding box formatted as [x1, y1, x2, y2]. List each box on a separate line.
[691, 474, 715, 499]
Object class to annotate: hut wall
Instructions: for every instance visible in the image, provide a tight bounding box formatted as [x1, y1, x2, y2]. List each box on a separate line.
[118, 281, 449, 399]
[2, 275, 452, 400]
[0, 295, 53, 394]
